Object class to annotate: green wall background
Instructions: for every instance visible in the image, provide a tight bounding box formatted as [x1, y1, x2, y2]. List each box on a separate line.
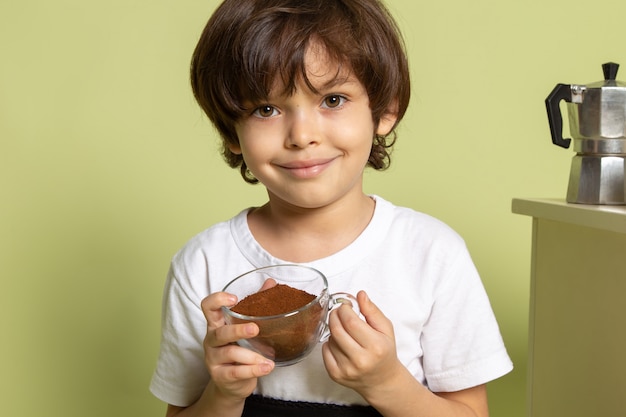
[2, 0, 623, 415]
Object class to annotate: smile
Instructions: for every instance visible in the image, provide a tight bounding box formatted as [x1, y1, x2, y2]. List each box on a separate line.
[276, 158, 337, 179]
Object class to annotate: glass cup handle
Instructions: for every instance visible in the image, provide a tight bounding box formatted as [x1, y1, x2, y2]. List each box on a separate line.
[320, 292, 360, 342]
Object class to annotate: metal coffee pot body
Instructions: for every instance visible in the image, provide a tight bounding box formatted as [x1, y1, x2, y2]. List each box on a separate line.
[546, 62, 626, 205]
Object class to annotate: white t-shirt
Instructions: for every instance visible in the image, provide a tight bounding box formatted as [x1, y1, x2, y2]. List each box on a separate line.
[150, 196, 513, 407]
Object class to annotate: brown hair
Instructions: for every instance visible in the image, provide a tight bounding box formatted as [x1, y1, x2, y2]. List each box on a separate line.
[191, 0, 410, 183]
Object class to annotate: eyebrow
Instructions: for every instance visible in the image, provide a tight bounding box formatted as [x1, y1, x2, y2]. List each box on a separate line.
[298, 72, 361, 97]
[257, 68, 359, 103]
[320, 75, 358, 89]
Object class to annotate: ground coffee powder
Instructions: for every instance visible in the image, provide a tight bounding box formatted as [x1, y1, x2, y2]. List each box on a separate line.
[230, 283, 324, 362]
[231, 284, 316, 316]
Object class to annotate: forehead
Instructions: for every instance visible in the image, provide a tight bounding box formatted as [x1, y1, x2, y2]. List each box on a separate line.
[304, 42, 345, 79]
[277, 41, 356, 94]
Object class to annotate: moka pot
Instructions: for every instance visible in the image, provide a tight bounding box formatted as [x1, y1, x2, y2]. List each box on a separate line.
[546, 62, 626, 205]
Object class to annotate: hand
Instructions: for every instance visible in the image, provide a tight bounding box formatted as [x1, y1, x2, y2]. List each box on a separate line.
[321, 291, 403, 399]
[201, 292, 275, 400]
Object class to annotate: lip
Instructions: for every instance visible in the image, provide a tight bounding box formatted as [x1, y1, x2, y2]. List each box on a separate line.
[275, 157, 337, 179]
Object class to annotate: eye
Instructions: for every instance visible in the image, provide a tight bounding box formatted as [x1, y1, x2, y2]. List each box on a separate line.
[322, 95, 346, 109]
[253, 105, 279, 118]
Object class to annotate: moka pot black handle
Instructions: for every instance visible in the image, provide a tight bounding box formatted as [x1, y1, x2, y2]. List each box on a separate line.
[545, 83, 572, 149]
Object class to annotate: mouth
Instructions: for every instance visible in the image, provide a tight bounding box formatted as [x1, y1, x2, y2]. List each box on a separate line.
[275, 157, 337, 179]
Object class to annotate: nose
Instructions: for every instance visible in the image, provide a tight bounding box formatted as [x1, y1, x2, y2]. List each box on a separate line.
[285, 109, 320, 149]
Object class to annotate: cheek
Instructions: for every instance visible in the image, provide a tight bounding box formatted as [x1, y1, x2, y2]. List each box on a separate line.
[235, 136, 274, 174]
[238, 137, 269, 160]
[338, 118, 376, 153]
[235, 122, 277, 153]
[233, 125, 260, 158]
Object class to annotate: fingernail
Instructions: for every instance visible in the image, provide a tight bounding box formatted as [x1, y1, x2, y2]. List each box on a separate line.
[259, 361, 273, 373]
[245, 323, 257, 335]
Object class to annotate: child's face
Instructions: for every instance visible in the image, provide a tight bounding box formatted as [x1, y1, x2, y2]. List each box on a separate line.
[231, 44, 396, 209]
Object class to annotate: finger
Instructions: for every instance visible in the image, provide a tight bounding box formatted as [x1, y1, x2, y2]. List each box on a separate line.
[322, 313, 362, 381]
[329, 304, 364, 345]
[329, 292, 395, 352]
[221, 362, 275, 381]
[201, 292, 238, 328]
[330, 301, 372, 349]
[214, 358, 275, 382]
[206, 321, 259, 348]
[321, 339, 341, 373]
[211, 342, 273, 369]
[355, 291, 394, 337]
[209, 344, 275, 384]
[323, 307, 365, 376]
[259, 278, 277, 291]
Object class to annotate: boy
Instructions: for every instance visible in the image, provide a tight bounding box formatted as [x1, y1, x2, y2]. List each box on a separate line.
[150, 0, 513, 416]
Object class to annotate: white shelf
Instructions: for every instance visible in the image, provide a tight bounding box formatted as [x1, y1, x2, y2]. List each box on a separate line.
[512, 198, 626, 234]
[513, 197, 626, 417]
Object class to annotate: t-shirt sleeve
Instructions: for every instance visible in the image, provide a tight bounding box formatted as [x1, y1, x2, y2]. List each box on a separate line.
[149, 265, 210, 407]
[420, 242, 513, 392]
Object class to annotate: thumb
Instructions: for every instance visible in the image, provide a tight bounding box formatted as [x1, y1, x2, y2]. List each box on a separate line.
[201, 292, 237, 329]
[356, 290, 394, 337]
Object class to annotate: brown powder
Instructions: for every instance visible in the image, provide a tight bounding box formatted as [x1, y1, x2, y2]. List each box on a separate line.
[230, 283, 324, 362]
[231, 283, 316, 316]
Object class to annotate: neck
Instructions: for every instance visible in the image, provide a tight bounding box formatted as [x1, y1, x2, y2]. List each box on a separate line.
[247, 192, 375, 262]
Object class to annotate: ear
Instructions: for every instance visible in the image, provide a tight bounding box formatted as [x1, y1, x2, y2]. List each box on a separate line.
[376, 113, 398, 136]
[376, 102, 399, 136]
[228, 142, 242, 155]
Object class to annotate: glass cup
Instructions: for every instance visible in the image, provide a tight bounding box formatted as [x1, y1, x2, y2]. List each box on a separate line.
[221, 264, 359, 366]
